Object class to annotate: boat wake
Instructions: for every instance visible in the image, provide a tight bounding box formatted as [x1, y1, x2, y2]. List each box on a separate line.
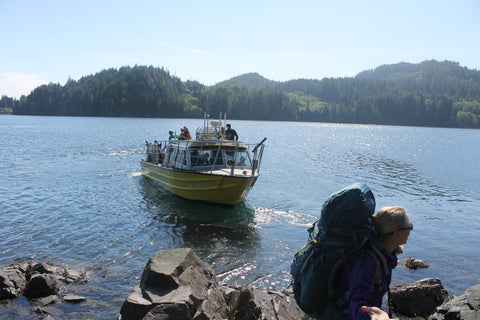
[253, 206, 316, 228]
[128, 171, 142, 178]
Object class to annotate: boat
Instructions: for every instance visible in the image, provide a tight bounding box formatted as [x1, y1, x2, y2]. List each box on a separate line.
[140, 115, 266, 205]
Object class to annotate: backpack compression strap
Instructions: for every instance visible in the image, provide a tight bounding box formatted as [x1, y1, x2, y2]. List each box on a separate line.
[368, 245, 392, 318]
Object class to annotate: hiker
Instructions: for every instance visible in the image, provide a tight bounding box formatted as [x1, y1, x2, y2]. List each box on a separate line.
[336, 206, 412, 320]
[225, 124, 238, 141]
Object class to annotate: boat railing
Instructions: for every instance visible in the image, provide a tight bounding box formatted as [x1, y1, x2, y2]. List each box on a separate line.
[144, 140, 165, 164]
[144, 138, 266, 176]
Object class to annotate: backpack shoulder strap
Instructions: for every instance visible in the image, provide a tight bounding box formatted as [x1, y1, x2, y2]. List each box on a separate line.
[333, 244, 391, 314]
[329, 249, 365, 311]
[366, 243, 393, 318]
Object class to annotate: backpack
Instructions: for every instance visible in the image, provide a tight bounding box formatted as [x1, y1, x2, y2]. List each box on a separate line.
[290, 182, 378, 319]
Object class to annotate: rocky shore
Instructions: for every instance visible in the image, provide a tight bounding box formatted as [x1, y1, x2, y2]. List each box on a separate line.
[0, 261, 88, 318]
[1, 249, 480, 319]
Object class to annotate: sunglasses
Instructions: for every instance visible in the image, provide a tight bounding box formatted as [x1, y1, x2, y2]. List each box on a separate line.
[397, 222, 413, 231]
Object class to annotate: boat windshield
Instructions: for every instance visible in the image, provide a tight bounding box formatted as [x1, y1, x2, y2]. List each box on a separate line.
[190, 149, 224, 166]
[225, 150, 251, 167]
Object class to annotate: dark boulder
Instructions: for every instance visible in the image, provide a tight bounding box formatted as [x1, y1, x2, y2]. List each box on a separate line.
[390, 278, 450, 318]
[24, 273, 62, 298]
[120, 248, 314, 320]
[227, 285, 313, 320]
[120, 248, 228, 320]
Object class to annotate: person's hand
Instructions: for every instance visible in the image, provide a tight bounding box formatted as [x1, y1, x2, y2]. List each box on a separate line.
[361, 306, 399, 320]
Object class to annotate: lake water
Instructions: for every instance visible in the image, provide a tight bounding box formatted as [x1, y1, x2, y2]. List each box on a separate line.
[1, 115, 479, 319]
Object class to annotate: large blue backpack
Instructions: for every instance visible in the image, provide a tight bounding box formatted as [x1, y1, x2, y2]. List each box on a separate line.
[290, 182, 377, 319]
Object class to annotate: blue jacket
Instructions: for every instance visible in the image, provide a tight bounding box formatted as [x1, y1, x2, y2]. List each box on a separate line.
[336, 240, 398, 320]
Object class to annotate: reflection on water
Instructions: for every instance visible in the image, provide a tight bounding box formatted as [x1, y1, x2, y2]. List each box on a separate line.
[138, 176, 260, 279]
[138, 176, 256, 226]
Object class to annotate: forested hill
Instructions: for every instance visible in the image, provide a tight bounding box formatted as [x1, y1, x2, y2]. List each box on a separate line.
[2, 60, 480, 128]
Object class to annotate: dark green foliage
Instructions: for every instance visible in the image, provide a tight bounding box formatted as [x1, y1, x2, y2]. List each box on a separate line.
[5, 60, 480, 128]
[0, 95, 16, 114]
[12, 66, 187, 118]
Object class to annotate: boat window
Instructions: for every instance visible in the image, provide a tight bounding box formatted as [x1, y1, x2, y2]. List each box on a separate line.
[225, 151, 251, 167]
[235, 151, 251, 167]
[190, 150, 200, 166]
[193, 150, 224, 166]
[166, 148, 177, 166]
[175, 150, 186, 168]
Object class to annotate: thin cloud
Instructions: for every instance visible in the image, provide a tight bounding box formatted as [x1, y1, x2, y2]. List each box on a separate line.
[0, 73, 48, 98]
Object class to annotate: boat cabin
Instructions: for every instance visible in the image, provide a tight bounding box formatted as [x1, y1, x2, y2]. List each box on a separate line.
[144, 139, 263, 177]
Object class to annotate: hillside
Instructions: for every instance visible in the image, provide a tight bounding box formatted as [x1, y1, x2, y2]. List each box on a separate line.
[2, 60, 480, 128]
[216, 72, 277, 89]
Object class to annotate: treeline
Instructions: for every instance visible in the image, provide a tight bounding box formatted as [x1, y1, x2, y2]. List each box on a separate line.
[8, 66, 187, 118]
[2, 60, 480, 128]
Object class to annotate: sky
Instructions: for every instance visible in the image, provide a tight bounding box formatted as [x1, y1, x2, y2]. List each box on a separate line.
[1, 0, 479, 98]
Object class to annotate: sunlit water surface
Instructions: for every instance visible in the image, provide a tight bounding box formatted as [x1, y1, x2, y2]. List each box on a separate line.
[1, 115, 479, 318]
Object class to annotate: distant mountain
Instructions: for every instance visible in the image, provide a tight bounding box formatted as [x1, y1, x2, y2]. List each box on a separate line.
[355, 60, 479, 81]
[216, 72, 276, 89]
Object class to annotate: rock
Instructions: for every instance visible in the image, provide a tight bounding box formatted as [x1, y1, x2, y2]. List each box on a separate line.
[33, 305, 50, 315]
[120, 248, 228, 320]
[405, 258, 430, 269]
[63, 293, 86, 303]
[120, 248, 314, 320]
[429, 283, 480, 320]
[143, 303, 192, 320]
[228, 285, 313, 320]
[29, 262, 88, 283]
[390, 278, 450, 318]
[0, 263, 29, 299]
[121, 285, 154, 319]
[63, 268, 89, 284]
[24, 274, 62, 298]
[0, 262, 88, 301]
[35, 294, 59, 306]
[33, 304, 64, 318]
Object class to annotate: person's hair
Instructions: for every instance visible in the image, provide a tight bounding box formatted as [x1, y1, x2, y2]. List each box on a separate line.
[373, 206, 409, 254]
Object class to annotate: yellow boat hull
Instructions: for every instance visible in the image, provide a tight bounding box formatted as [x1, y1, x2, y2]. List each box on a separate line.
[141, 161, 259, 205]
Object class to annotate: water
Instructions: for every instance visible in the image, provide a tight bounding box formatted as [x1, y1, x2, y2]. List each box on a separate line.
[1, 115, 479, 318]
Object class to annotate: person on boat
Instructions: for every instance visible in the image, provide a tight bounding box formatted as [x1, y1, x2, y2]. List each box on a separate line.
[168, 130, 178, 142]
[335, 206, 412, 320]
[218, 126, 226, 140]
[178, 126, 192, 140]
[201, 152, 210, 164]
[225, 124, 238, 141]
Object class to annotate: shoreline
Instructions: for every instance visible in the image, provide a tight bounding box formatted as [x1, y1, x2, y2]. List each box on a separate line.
[2, 249, 479, 320]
